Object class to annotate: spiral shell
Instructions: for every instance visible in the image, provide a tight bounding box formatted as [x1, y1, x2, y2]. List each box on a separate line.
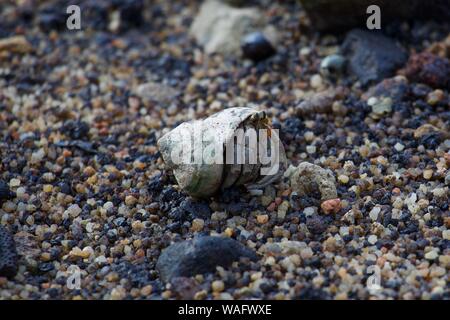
[157, 107, 286, 198]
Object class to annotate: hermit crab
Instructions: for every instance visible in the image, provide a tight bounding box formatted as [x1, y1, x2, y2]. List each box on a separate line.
[157, 107, 286, 198]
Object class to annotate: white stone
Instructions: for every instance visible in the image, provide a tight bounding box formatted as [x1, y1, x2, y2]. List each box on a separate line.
[190, 0, 266, 56]
[443, 230, 450, 241]
[303, 207, 317, 217]
[30, 148, 45, 164]
[339, 226, 350, 236]
[103, 201, 114, 210]
[65, 204, 82, 218]
[368, 235, 378, 245]
[369, 206, 381, 221]
[394, 142, 405, 152]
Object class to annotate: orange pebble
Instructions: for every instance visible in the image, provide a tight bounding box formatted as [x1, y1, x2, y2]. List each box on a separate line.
[320, 198, 341, 214]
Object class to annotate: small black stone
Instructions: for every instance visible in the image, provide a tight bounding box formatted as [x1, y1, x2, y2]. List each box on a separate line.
[306, 215, 328, 235]
[241, 32, 276, 62]
[61, 120, 90, 140]
[0, 180, 15, 203]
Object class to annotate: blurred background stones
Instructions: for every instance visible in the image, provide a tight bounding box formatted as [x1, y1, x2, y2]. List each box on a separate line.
[299, 0, 450, 31]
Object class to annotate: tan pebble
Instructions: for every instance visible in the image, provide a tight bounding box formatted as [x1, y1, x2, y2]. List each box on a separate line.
[191, 218, 205, 232]
[359, 146, 369, 157]
[131, 221, 144, 232]
[0, 36, 33, 53]
[125, 195, 137, 206]
[256, 214, 269, 224]
[414, 124, 440, 139]
[224, 227, 234, 237]
[426, 89, 444, 105]
[140, 285, 153, 296]
[338, 175, 349, 184]
[9, 178, 20, 187]
[161, 290, 171, 299]
[423, 169, 433, 180]
[211, 280, 225, 293]
[194, 290, 207, 300]
[272, 226, 285, 237]
[110, 286, 126, 300]
[442, 230, 450, 241]
[81, 246, 94, 259]
[438, 255, 450, 268]
[40, 252, 51, 262]
[83, 166, 96, 176]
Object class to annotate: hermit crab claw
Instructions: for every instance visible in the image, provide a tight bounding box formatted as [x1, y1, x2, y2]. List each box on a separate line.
[157, 107, 286, 198]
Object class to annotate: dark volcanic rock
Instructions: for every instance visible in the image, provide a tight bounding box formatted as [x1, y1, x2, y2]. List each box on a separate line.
[341, 29, 408, 87]
[114, 0, 144, 31]
[363, 76, 410, 103]
[306, 215, 328, 235]
[61, 120, 90, 140]
[299, 0, 450, 31]
[156, 236, 258, 283]
[401, 52, 450, 89]
[241, 32, 276, 62]
[38, 4, 67, 32]
[0, 225, 19, 278]
[0, 180, 15, 203]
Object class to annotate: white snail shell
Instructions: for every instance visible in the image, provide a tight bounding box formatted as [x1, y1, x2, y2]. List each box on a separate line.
[157, 107, 286, 198]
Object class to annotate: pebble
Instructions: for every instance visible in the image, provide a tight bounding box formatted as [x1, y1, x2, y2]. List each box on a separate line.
[423, 169, 433, 180]
[320, 54, 346, 78]
[0, 181, 15, 203]
[211, 280, 225, 293]
[9, 179, 20, 187]
[402, 52, 450, 89]
[241, 32, 276, 62]
[321, 198, 341, 214]
[0, 36, 33, 54]
[338, 175, 349, 184]
[394, 143, 405, 152]
[424, 250, 438, 260]
[310, 74, 323, 89]
[290, 162, 337, 201]
[156, 236, 257, 283]
[124, 195, 137, 206]
[65, 204, 82, 218]
[256, 214, 269, 224]
[369, 97, 393, 116]
[443, 230, 450, 241]
[191, 219, 205, 232]
[296, 88, 344, 115]
[135, 82, 180, 105]
[369, 206, 381, 221]
[368, 235, 378, 245]
[341, 29, 408, 86]
[426, 89, 445, 105]
[190, 0, 264, 56]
